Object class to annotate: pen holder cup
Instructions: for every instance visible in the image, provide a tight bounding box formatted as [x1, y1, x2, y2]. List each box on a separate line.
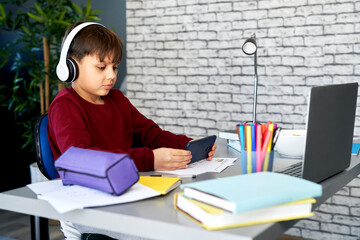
[240, 151, 274, 174]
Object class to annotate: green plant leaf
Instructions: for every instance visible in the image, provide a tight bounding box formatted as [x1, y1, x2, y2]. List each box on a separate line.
[85, 0, 91, 17]
[72, 2, 82, 15]
[21, 26, 30, 35]
[34, 2, 44, 16]
[91, 10, 102, 15]
[0, 44, 14, 68]
[53, 19, 71, 26]
[27, 12, 43, 22]
[58, 10, 66, 21]
[87, 16, 101, 21]
[0, 4, 6, 21]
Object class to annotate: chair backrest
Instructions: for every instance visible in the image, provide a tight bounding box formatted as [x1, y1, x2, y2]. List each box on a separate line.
[35, 113, 58, 180]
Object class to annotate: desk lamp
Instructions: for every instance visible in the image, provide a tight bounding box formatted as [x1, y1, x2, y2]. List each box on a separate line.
[242, 33, 258, 123]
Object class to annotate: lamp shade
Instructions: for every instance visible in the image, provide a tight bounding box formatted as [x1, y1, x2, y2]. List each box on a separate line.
[242, 35, 257, 55]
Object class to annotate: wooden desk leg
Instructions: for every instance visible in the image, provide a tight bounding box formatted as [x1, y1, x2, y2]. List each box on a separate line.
[30, 216, 49, 240]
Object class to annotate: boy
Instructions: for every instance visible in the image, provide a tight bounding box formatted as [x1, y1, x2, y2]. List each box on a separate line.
[48, 21, 216, 239]
[48, 21, 216, 172]
[48, 22, 216, 239]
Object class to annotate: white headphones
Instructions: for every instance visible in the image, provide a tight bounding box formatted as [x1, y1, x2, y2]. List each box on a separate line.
[56, 22, 104, 82]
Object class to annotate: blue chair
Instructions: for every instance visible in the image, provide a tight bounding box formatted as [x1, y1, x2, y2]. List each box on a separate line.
[33, 113, 57, 240]
[35, 113, 58, 180]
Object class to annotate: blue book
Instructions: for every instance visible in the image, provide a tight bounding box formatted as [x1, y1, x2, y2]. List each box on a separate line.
[352, 143, 360, 156]
[181, 172, 322, 214]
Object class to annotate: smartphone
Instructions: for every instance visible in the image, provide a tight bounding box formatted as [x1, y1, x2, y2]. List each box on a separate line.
[185, 135, 217, 163]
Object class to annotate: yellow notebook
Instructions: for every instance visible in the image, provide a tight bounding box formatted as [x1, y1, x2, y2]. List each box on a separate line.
[174, 193, 315, 230]
[138, 176, 181, 195]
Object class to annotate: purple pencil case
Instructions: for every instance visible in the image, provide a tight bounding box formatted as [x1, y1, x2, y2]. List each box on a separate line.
[55, 146, 139, 196]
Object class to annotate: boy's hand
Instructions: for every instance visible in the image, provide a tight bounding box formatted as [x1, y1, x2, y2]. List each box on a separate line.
[189, 138, 217, 161]
[153, 148, 192, 171]
[206, 144, 217, 161]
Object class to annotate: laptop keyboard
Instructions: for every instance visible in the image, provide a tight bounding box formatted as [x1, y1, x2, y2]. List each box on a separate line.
[276, 162, 302, 177]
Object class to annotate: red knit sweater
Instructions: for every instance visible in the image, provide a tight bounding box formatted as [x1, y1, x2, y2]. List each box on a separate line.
[47, 87, 191, 171]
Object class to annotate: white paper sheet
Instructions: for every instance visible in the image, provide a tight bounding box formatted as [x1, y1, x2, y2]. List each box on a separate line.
[157, 157, 237, 177]
[27, 180, 159, 213]
[27, 157, 237, 213]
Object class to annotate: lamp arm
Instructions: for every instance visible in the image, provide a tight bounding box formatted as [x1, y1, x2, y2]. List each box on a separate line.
[252, 51, 258, 123]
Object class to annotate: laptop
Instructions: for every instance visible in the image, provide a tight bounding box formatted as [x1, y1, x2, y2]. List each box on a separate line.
[276, 82, 358, 183]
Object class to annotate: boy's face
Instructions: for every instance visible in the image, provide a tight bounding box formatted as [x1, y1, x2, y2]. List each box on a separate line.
[72, 54, 118, 104]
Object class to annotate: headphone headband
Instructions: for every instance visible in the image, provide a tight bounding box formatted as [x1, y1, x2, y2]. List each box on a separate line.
[56, 22, 104, 82]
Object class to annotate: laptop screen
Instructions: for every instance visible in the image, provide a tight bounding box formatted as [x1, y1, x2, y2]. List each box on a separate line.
[302, 83, 358, 182]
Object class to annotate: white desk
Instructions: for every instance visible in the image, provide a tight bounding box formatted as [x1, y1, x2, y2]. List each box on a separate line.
[1, 139, 360, 240]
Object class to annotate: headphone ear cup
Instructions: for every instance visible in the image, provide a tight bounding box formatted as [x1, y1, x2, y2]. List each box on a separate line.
[66, 58, 79, 82]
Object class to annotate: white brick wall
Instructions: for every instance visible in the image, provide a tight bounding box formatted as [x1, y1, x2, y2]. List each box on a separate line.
[126, 0, 360, 239]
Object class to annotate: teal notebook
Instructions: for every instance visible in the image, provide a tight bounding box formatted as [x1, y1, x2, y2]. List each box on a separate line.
[181, 172, 322, 214]
[352, 143, 360, 156]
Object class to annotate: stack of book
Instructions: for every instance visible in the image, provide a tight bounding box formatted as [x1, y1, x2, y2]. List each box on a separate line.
[218, 130, 241, 152]
[174, 172, 322, 230]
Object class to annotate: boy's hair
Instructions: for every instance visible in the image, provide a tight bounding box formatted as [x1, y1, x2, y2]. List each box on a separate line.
[62, 21, 123, 64]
